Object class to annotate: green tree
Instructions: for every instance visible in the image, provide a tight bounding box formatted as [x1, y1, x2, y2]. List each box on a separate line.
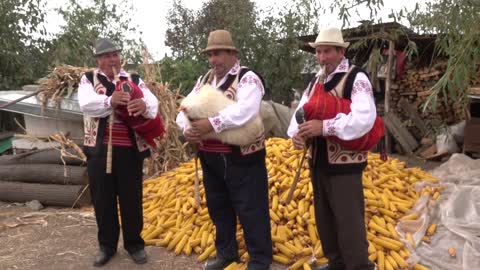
[164, 0, 320, 102]
[0, 0, 48, 89]
[322, 0, 479, 119]
[165, 0, 198, 59]
[47, 0, 144, 67]
[409, 0, 480, 118]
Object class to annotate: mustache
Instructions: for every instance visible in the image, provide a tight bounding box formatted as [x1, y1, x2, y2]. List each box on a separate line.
[210, 64, 225, 69]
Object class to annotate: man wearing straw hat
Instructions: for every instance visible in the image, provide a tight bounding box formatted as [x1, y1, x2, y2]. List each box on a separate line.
[78, 38, 159, 267]
[288, 28, 377, 270]
[176, 30, 272, 270]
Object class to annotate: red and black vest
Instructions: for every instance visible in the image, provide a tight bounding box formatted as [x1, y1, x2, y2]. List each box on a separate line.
[307, 66, 372, 174]
[82, 71, 150, 159]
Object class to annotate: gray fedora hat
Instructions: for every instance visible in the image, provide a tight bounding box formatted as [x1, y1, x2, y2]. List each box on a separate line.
[93, 38, 121, 56]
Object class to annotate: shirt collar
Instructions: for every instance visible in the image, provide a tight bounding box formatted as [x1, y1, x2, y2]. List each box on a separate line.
[316, 57, 349, 82]
[211, 60, 240, 87]
[96, 68, 128, 82]
[227, 60, 241, 76]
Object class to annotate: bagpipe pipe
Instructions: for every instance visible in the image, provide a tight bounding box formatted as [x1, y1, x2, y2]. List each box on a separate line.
[113, 79, 165, 147]
[302, 81, 384, 151]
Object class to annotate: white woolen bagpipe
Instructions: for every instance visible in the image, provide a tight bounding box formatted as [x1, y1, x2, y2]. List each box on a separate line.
[179, 84, 264, 146]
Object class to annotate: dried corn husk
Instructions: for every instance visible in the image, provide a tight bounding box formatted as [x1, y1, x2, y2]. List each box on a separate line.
[38, 65, 90, 107]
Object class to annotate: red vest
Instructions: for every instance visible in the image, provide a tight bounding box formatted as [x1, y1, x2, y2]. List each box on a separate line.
[303, 82, 384, 151]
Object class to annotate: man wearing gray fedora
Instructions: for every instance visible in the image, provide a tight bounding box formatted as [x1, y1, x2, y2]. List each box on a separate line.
[288, 28, 377, 270]
[78, 38, 159, 267]
[176, 29, 273, 270]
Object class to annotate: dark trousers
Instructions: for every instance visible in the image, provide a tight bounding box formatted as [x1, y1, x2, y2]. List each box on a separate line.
[199, 151, 272, 270]
[87, 146, 145, 255]
[309, 162, 374, 270]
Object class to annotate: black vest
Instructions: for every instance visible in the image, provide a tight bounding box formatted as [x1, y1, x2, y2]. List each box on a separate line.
[215, 68, 266, 92]
[82, 71, 149, 159]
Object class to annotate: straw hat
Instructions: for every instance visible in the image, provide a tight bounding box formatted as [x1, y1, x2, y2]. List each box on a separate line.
[308, 28, 350, 48]
[94, 38, 121, 56]
[202, 30, 238, 53]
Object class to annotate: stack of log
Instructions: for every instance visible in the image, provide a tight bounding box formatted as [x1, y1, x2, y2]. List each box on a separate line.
[389, 63, 464, 139]
[0, 148, 90, 207]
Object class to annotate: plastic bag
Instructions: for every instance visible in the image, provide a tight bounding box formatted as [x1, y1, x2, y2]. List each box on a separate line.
[412, 154, 480, 270]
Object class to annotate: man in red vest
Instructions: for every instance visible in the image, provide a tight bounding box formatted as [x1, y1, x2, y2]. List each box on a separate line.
[288, 28, 377, 270]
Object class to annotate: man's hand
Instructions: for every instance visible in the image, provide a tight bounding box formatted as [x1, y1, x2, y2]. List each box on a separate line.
[127, 99, 147, 117]
[292, 134, 305, 150]
[190, 119, 213, 136]
[184, 127, 202, 144]
[297, 120, 323, 139]
[111, 91, 130, 108]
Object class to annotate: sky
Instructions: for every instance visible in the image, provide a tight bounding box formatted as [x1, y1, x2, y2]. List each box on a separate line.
[43, 0, 420, 60]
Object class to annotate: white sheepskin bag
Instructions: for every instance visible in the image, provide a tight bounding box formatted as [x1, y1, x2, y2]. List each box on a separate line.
[179, 84, 264, 145]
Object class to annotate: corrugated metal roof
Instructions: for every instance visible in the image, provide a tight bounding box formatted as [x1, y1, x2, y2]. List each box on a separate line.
[0, 90, 82, 121]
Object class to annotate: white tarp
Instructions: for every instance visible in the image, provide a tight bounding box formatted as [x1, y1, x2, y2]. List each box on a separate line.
[411, 154, 480, 269]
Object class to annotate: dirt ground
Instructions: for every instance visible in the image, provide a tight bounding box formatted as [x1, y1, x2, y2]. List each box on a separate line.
[0, 205, 290, 270]
[0, 155, 441, 270]
[0, 202, 250, 270]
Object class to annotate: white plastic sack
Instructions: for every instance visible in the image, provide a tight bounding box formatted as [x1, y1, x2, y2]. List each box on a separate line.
[412, 154, 480, 270]
[449, 121, 466, 145]
[436, 133, 460, 154]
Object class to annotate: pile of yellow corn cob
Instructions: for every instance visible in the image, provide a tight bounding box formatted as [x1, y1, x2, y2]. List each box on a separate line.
[140, 138, 440, 270]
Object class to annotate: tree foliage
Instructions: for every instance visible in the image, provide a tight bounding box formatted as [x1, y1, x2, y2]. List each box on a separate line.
[326, 0, 479, 119]
[164, 0, 320, 102]
[409, 0, 480, 117]
[48, 0, 144, 67]
[0, 0, 144, 90]
[0, 0, 48, 88]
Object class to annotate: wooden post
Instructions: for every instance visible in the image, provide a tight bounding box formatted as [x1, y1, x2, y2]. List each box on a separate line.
[384, 40, 395, 152]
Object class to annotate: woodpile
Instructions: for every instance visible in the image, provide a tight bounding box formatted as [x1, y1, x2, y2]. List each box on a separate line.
[389, 63, 464, 140]
[0, 134, 90, 207]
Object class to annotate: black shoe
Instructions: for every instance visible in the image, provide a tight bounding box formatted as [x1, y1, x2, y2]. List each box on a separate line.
[93, 250, 114, 267]
[312, 263, 347, 270]
[311, 264, 331, 270]
[130, 249, 147, 264]
[204, 257, 238, 270]
[246, 264, 271, 270]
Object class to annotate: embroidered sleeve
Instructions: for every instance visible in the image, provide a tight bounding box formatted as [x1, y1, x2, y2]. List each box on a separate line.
[238, 74, 264, 95]
[351, 79, 374, 98]
[213, 71, 263, 132]
[78, 74, 113, 118]
[323, 114, 342, 136]
[209, 113, 227, 133]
